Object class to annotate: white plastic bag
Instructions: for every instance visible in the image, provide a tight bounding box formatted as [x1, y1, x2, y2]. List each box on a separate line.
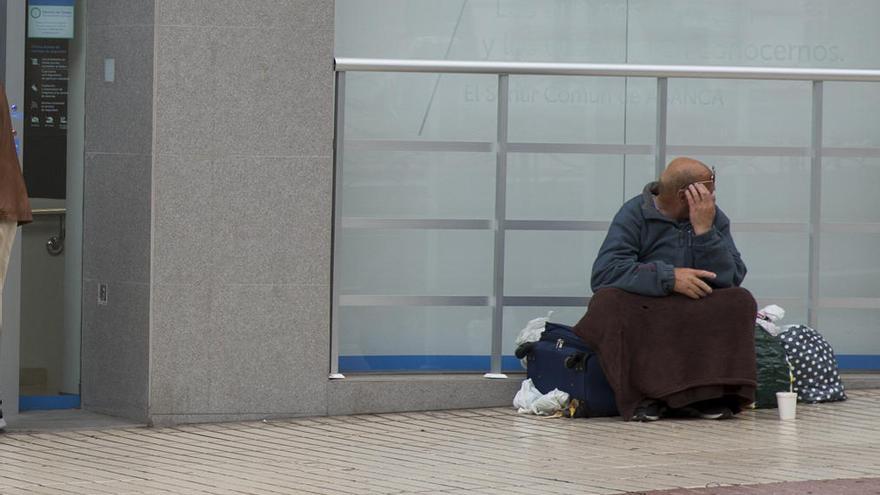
[756, 304, 786, 336]
[514, 311, 554, 368]
[513, 379, 542, 410]
[530, 389, 570, 416]
[513, 379, 570, 416]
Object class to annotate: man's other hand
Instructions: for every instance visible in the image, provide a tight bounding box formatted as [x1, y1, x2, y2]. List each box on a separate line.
[685, 182, 716, 235]
[673, 268, 717, 299]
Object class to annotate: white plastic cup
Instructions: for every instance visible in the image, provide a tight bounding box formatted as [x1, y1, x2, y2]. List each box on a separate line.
[776, 392, 797, 420]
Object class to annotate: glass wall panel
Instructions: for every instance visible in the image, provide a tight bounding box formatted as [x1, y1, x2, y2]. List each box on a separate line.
[711, 157, 810, 224]
[819, 234, 880, 299]
[336, 62, 501, 372]
[504, 231, 606, 297]
[735, 233, 809, 300]
[339, 306, 492, 372]
[335, 0, 880, 372]
[623, 155, 656, 198]
[506, 154, 624, 220]
[622, 77, 659, 145]
[339, 230, 494, 296]
[817, 309, 880, 357]
[627, 0, 880, 69]
[667, 79, 811, 147]
[336, 0, 628, 62]
[507, 76, 626, 144]
[824, 82, 880, 147]
[342, 151, 495, 219]
[345, 73, 497, 142]
[821, 79, 880, 359]
[821, 158, 880, 224]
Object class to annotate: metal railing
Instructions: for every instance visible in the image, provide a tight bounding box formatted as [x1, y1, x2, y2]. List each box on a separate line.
[331, 58, 880, 377]
[31, 208, 67, 216]
[335, 58, 880, 81]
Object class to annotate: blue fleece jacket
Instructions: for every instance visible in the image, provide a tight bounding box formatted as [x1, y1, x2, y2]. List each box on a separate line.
[591, 182, 747, 296]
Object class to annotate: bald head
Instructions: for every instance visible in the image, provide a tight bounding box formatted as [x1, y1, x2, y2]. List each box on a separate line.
[657, 157, 713, 198]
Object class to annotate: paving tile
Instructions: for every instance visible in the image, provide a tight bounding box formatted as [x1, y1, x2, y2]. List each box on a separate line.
[2, 390, 880, 494]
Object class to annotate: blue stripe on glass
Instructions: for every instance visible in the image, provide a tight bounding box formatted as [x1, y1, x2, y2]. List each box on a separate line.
[339, 355, 523, 373]
[837, 355, 880, 370]
[19, 394, 81, 411]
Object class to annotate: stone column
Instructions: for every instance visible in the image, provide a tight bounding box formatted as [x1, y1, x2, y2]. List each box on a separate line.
[81, 0, 155, 421]
[148, 1, 335, 425]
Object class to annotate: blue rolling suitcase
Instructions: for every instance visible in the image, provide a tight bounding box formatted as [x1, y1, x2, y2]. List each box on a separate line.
[516, 322, 618, 417]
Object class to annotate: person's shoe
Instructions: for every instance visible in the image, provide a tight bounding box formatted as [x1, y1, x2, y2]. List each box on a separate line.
[697, 406, 734, 420]
[0, 402, 6, 432]
[631, 400, 664, 422]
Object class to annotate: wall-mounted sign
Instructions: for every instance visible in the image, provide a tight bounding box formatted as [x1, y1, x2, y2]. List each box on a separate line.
[25, 40, 69, 132]
[28, 0, 75, 39]
[23, 39, 69, 199]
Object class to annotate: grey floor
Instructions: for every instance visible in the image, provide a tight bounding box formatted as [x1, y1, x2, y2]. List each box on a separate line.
[4, 408, 144, 433]
[2, 390, 880, 495]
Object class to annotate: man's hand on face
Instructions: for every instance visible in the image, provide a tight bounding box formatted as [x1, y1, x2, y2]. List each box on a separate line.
[685, 182, 716, 236]
[673, 268, 716, 299]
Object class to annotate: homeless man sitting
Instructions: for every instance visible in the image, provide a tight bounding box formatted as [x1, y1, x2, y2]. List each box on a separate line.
[573, 157, 757, 422]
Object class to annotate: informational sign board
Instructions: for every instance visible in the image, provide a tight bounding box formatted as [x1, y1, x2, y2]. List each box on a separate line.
[23, 38, 69, 199]
[27, 0, 75, 39]
[25, 40, 68, 132]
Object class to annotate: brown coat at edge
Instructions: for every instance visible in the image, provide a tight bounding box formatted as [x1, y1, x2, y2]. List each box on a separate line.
[0, 85, 31, 225]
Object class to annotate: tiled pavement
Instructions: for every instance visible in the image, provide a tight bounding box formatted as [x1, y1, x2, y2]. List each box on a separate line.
[645, 478, 880, 494]
[1, 390, 879, 495]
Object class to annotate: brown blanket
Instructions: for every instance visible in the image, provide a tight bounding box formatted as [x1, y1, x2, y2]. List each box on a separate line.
[573, 287, 757, 420]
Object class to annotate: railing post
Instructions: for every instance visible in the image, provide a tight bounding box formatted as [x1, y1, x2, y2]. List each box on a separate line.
[808, 80, 823, 329]
[329, 70, 346, 379]
[486, 74, 510, 379]
[655, 77, 668, 177]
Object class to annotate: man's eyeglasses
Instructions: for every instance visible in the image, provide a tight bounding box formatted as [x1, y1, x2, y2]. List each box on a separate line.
[678, 166, 716, 194]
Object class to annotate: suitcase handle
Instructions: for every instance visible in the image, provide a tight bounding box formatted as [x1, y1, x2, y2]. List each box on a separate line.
[564, 352, 588, 370]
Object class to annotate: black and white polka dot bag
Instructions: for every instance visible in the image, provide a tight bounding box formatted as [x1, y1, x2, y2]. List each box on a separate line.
[778, 324, 847, 403]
